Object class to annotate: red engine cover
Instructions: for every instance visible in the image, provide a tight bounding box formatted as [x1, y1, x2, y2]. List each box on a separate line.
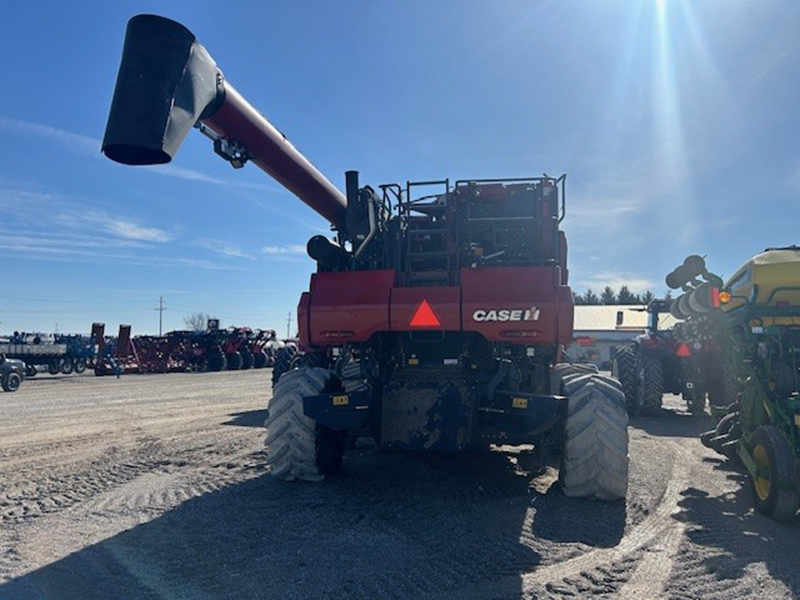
[299, 267, 573, 346]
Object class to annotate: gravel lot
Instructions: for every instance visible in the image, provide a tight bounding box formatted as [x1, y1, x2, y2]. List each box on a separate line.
[0, 370, 798, 599]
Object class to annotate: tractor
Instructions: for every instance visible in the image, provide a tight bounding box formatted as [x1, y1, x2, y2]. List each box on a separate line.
[612, 299, 705, 415]
[668, 250, 800, 520]
[101, 15, 629, 500]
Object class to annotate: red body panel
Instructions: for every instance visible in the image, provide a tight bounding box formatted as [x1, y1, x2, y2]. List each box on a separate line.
[460, 267, 573, 344]
[300, 270, 394, 345]
[299, 267, 573, 346]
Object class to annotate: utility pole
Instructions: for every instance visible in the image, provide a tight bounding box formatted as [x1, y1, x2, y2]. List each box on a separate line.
[286, 311, 293, 339]
[155, 295, 167, 335]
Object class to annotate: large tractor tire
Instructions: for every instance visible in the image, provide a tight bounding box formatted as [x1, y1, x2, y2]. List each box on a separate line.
[707, 357, 739, 415]
[264, 367, 344, 481]
[253, 351, 268, 369]
[271, 344, 298, 387]
[206, 350, 226, 372]
[611, 346, 638, 414]
[636, 353, 664, 415]
[73, 357, 87, 374]
[749, 425, 800, 520]
[553, 364, 629, 501]
[2, 372, 22, 392]
[240, 349, 254, 370]
[226, 351, 243, 371]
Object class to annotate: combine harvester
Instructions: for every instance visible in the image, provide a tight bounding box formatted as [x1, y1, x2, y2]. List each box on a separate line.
[101, 15, 629, 499]
[666, 250, 800, 520]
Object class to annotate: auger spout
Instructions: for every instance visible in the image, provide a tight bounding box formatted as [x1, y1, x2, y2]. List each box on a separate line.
[102, 14, 347, 229]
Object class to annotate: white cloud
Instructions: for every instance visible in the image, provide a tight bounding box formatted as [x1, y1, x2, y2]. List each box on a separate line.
[0, 117, 226, 185]
[103, 219, 173, 242]
[196, 239, 255, 259]
[261, 244, 306, 255]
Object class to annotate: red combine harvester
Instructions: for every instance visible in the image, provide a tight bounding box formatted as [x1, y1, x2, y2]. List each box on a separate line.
[102, 15, 629, 499]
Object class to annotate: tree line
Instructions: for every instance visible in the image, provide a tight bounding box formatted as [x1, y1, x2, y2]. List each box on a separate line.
[573, 286, 670, 305]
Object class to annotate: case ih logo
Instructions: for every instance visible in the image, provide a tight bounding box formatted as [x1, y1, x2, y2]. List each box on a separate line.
[472, 307, 541, 322]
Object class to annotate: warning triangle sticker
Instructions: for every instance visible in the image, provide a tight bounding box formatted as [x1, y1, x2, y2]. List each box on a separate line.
[410, 299, 441, 327]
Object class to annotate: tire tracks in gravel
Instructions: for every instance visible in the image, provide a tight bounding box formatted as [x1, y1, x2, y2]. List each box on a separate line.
[445, 439, 694, 599]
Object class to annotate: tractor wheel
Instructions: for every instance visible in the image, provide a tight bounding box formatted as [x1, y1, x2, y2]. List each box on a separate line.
[73, 358, 87, 374]
[707, 358, 739, 415]
[264, 367, 344, 481]
[47, 360, 61, 375]
[253, 351, 268, 369]
[611, 346, 638, 415]
[240, 349, 254, 370]
[206, 351, 226, 372]
[749, 425, 800, 520]
[226, 351, 243, 371]
[61, 359, 74, 375]
[271, 344, 298, 387]
[3, 372, 22, 392]
[558, 369, 629, 501]
[636, 354, 664, 415]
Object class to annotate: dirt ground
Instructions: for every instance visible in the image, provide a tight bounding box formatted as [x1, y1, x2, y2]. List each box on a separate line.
[0, 370, 797, 599]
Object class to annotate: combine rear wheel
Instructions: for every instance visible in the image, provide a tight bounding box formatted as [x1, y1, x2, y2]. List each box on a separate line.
[73, 358, 87, 374]
[47, 360, 61, 375]
[611, 346, 638, 414]
[555, 365, 629, 501]
[61, 360, 74, 375]
[749, 425, 800, 520]
[271, 344, 298, 386]
[636, 354, 664, 415]
[264, 367, 344, 481]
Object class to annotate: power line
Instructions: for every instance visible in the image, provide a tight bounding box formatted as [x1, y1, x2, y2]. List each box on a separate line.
[154, 295, 167, 336]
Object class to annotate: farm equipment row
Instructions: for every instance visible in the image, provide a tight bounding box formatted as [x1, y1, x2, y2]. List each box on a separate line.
[1, 323, 283, 378]
[93, 324, 281, 376]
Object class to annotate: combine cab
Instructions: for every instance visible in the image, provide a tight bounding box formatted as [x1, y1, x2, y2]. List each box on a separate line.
[102, 15, 629, 500]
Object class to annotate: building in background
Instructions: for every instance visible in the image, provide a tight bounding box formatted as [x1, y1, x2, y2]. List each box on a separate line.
[566, 305, 678, 369]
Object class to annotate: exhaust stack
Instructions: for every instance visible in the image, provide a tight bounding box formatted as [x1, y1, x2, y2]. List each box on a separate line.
[103, 14, 347, 229]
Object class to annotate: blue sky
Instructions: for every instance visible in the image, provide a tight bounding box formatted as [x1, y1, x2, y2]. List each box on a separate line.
[0, 0, 798, 334]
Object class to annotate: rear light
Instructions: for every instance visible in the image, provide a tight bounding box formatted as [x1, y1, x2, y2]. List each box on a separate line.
[676, 343, 692, 357]
[719, 291, 731, 304]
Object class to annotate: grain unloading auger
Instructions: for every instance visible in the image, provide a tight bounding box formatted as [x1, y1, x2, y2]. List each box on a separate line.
[103, 14, 629, 500]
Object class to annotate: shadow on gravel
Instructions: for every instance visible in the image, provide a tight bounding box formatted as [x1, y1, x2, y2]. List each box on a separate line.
[630, 409, 714, 439]
[530, 484, 626, 547]
[1, 451, 569, 600]
[224, 409, 269, 428]
[675, 484, 800, 596]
